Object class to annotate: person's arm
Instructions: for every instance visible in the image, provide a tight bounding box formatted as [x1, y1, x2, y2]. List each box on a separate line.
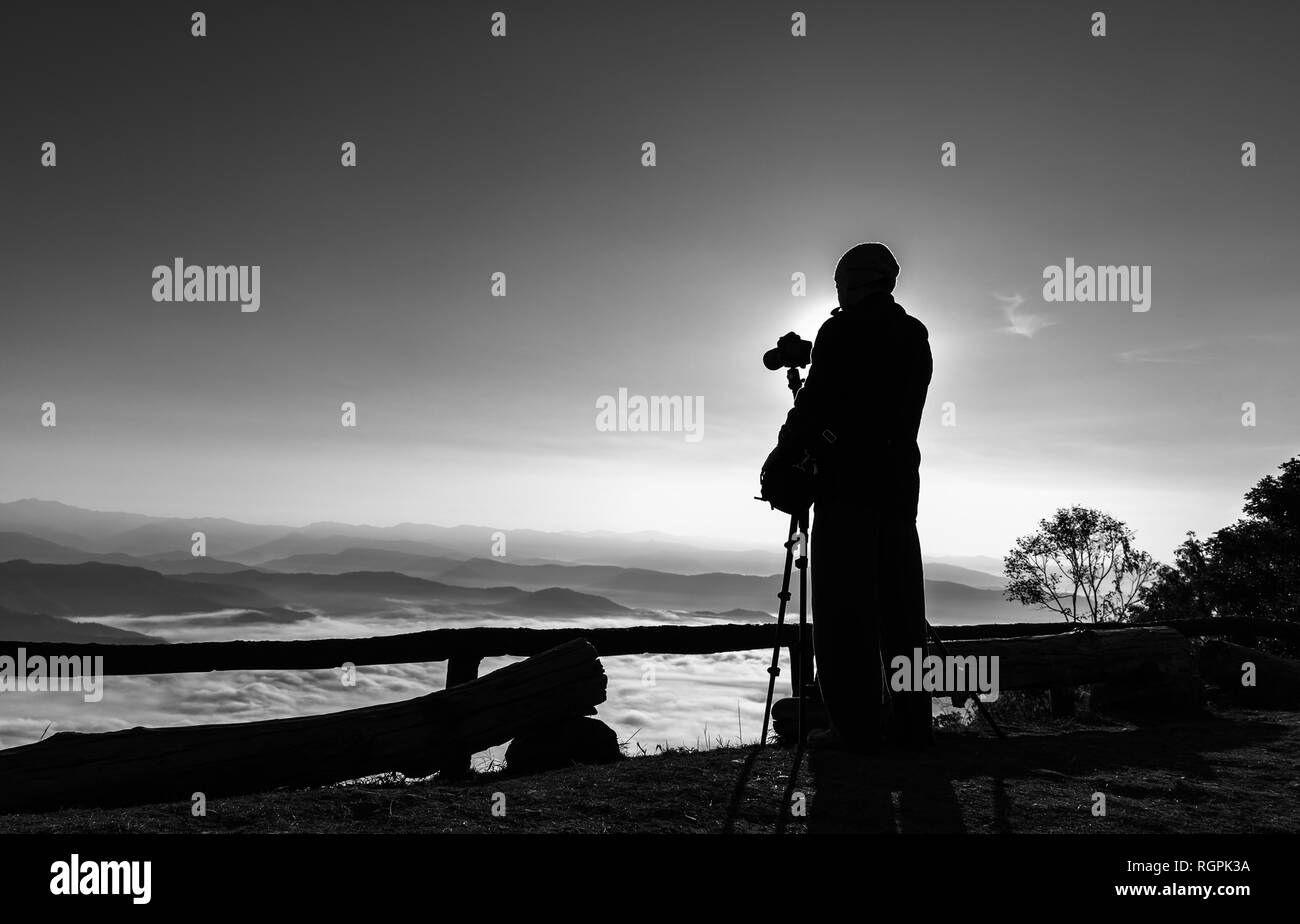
[775, 315, 845, 457]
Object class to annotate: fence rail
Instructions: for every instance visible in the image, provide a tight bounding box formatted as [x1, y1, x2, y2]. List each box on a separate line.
[2, 617, 1292, 678]
[1, 623, 796, 676]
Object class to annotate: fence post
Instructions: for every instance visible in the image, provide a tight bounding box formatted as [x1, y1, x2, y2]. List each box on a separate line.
[787, 642, 815, 699]
[800, 642, 816, 700]
[437, 656, 483, 779]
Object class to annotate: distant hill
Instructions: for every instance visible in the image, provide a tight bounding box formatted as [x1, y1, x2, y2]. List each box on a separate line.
[230, 534, 464, 565]
[0, 532, 249, 574]
[135, 553, 264, 575]
[492, 586, 632, 616]
[0, 500, 1017, 591]
[927, 555, 1005, 579]
[0, 499, 291, 556]
[677, 608, 774, 621]
[0, 561, 293, 619]
[921, 580, 1050, 625]
[0, 500, 788, 574]
[0, 499, 157, 546]
[0, 605, 164, 644]
[173, 568, 498, 602]
[93, 519, 291, 559]
[438, 558, 622, 586]
[922, 562, 1006, 590]
[0, 532, 139, 567]
[257, 548, 462, 576]
[172, 569, 633, 617]
[388, 556, 1025, 622]
[0, 500, 1026, 624]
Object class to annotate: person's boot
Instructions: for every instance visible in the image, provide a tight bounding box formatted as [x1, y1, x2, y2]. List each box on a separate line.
[885, 693, 935, 751]
[886, 712, 934, 751]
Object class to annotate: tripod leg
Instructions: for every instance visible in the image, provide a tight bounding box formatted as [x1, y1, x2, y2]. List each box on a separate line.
[779, 510, 812, 836]
[795, 509, 810, 747]
[760, 512, 800, 746]
[926, 622, 1007, 740]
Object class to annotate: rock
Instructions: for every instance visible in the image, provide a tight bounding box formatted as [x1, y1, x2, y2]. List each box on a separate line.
[506, 716, 621, 774]
[771, 696, 830, 743]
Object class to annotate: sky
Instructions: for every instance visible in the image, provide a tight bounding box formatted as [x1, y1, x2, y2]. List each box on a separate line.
[2, 0, 1297, 564]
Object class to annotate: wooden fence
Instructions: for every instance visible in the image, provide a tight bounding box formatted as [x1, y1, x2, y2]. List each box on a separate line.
[1, 616, 1294, 814]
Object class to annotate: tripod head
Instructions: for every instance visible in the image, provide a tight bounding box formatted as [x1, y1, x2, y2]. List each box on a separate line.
[762, 331, 811, 402]
[784, 367, 803, 402]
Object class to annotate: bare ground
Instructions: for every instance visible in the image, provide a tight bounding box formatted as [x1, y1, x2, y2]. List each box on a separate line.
[2, 702, 1296, 834]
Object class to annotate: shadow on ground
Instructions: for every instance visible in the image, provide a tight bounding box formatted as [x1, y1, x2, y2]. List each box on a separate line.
[804, 707, 1298, 833]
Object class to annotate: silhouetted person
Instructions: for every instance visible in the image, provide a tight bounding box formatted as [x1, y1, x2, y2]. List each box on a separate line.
[773, 242, 933, 752]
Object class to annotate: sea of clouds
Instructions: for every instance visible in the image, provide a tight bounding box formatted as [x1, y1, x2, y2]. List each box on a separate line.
[0, 604, 791, 766]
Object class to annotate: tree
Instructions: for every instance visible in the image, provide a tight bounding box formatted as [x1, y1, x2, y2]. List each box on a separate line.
[1139, 456, 1300, 632]
[1135, 531, 1217, 622]
[1003, 506, 1157, 624]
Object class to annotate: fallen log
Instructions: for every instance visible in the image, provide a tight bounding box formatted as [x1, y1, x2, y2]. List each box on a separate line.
[0, 639, 606, 815]
[939, 626, 1194, 691]
[1197, 639, 1300, 707]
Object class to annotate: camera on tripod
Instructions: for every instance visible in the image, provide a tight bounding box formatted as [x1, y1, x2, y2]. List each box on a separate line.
[762, 332, 813, 371]
[755, 329, 817, 759]
[757, 330, 817, 517]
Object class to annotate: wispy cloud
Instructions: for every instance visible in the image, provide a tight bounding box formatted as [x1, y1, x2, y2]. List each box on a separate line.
[994, 293, 1058, 338]
[1115, 343, 1208, 364]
